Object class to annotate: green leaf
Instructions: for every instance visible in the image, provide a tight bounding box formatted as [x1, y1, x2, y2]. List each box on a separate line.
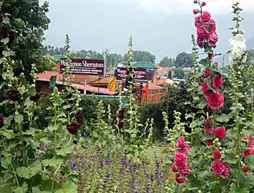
[56, 143, 74, 156]
[1, 37, 9, 45]
[46, 125, 57, 132]
[15, 114, 24, 124]
[42, 158, 62, 167]
[199, 59, 207, 65]
[230, 183, 249, 193]
[1, 130, 16, 139]
[244, 156, 254, 170]
[1, 156, 12, 169]
[0, 183, 13, 193]
[28, 160, 41, 177]
[216, 114, 231, 123]
[2, 50, 12, 57]
[12, 183, 28, 193]
[55, 181, 77, 193]
[16, 167, 30, 179]
[32, 187, 51, 193]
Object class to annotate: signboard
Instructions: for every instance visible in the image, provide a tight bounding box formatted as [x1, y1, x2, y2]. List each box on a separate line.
[116, 67, 147, 81]
[60, 58, 104, 76]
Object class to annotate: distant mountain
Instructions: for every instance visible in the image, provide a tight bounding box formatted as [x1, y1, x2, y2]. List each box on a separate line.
[247, 36, 254, 50]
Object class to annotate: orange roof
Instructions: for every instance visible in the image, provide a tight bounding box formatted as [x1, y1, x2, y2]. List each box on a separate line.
[154, 77, 168, 85]
[134, 82, 166, 91]
[90, 75, 115, 85]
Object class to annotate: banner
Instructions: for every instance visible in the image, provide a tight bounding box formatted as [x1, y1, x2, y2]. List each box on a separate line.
[116, 67, 147, 81]
[60, 58, 105, 76]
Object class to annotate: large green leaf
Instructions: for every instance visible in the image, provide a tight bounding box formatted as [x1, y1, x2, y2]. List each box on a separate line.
[16, 167, 30, 179]
[1, 130, 16, 139]
[1, 156, 12, 169]
[244, 156, 254, 170]
[55, 181, 77, 193]
[12, 183, 28, 193]
[42, 158, 62, 167]
[15, 114, 24, 124]
[28, 160, 42, 177]
[56, 143, 74, 156]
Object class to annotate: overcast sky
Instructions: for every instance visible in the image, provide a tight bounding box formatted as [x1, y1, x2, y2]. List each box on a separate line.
[44, 0, 254, 62]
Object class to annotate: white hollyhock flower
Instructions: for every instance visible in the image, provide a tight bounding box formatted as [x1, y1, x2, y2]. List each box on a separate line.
[229, 33, 246, 64]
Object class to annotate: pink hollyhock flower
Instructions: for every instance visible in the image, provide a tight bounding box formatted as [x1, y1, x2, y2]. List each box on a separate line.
[201, 2, 206, 6]
[213, 150, 221, 159]
[193, 9, 199, 15]
[204, 117, 213, 130]
[205, 19, 216, 35]
[172, 163, 178, 172]
[201, 11, 211, 23]
[242, 150, 253, 157]
[212, 127, 226, 140]
[208, 31, 218, 46]
[241, 136, 254, 148]
[179, 166, 191, 177]
[197, 37, 205, 48]
[195, 16, 202, 27]
[208, 53, 213, 59]
[211, 160, 230, 178]
[176, 136, 190, 154]
[242, 166, 249, 172]
[213, 73, 223, 89]
[204, 69, 211, 77]
[205, 139, 213, 146]
[175, 173, 186, 184]
[202, 82, 210, 96]
[197, 26, 209, 39]
[206, 92, 224, 110]
[174, 153, 187, 169]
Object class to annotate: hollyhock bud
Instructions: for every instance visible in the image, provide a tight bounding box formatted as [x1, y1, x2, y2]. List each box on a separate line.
[67, 122, 81, 134]
[201, 2, 206, 6]
[8, 90, 21, 101]
[175, 173, 185, 184]
[213, 62, 219, 67]
[205, 140, 213, 146]
[213, 151, 221, 159]
[208, 53, 213, 59]
[193, 9, 199, 15]
[0, 113, 4, 127]
[204, 69, 211, 77]
[242, 166, 249, 172]
[193, 0, 198, 4]
[171, 163, 178, 172]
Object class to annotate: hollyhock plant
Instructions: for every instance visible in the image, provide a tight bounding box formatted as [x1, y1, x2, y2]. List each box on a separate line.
[67, 122, 81, 134]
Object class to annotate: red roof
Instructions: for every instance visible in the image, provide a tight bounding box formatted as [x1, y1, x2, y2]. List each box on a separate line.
[134, 82, 165, 91]
[37, 71, 117, 95]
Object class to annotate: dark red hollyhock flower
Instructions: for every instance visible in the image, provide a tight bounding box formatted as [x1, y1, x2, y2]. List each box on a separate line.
[175, 173, 186, 184]
[0, 16, 3, 23]
[242, 166, 249, 172]
[8, 90, 21, 101]
[118, 121, 124, 129]
[75, 110, 84, 124]
[206, 92, 224, 110]
[172, 163, 178, 172]
[202, 82, 210, 96]
[213, 150, 222, 159]
[204, 69, 211, 77]
[204, 117, 213, 130]
[117, 109, 125, 119]
[30, 93, 40, 102]
[35, 85, 41, 92]
[0, 113, 4, 127]
[67, 122, 81, 134]
[205, 139, 213, 146]
[201, 1, 206, 6]
[212, 73, 223, 89]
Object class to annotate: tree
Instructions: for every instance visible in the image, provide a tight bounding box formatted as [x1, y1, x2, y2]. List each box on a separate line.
[1, 0, 53, 80]
[173, 68, 185, 79]
[174, 52, 193, 67]
[123, 50, 156, 64]
[159, 57, 175, 67]
[247, 50, 254, 64]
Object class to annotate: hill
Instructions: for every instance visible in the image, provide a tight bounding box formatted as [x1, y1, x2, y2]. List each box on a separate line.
[247, 36, 254, 50]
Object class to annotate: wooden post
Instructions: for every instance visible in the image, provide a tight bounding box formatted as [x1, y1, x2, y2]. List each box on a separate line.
[83, 80, 87, 95]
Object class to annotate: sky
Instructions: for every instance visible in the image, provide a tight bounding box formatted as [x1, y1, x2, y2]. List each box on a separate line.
[44, 0, 254, 62]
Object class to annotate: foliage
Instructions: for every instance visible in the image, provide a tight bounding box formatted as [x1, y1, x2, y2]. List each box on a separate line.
[159, 57, 175, 67]
[0, 0, 54, 80]
[173, 68, 185, 79]
[123, 50, 156, 64]
[174, 52, 193, 68]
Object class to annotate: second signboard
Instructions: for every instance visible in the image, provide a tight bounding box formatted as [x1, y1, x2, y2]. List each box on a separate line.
[116, 67, 147, 81]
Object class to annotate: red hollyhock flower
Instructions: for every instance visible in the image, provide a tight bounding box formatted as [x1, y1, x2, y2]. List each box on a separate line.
[213, 73, 223, 89]
[0, 113, 4, 127]
[175, 173, 186, 184]
[176, 136, 190, 154]
[201, 11, 211, 23]
[206, 92, 224, 110]
[197, 37, 205, 48]
[204, 117, 213, 130]
[242, 166, 249, 172]
[242, 150, 253, 157]
[201, 1, 206, 6]
[204, 69, 211, 77]
[213, 150, 221, 159]
[208, 31, 218, 47]
[202, 82, 210, 96]
[179, 166, 190, 177]
[205, 139, 213, 146]
[118, 121, 124, 129]
[241, 136, 254, 148]
[171, 163, 178, 172]
[174, 153, 187, 169]
[208, 53, 213, 59]
[213, 62, 219, 67]
[67, 122, 81, 134]
[212, 127, 226, 140]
